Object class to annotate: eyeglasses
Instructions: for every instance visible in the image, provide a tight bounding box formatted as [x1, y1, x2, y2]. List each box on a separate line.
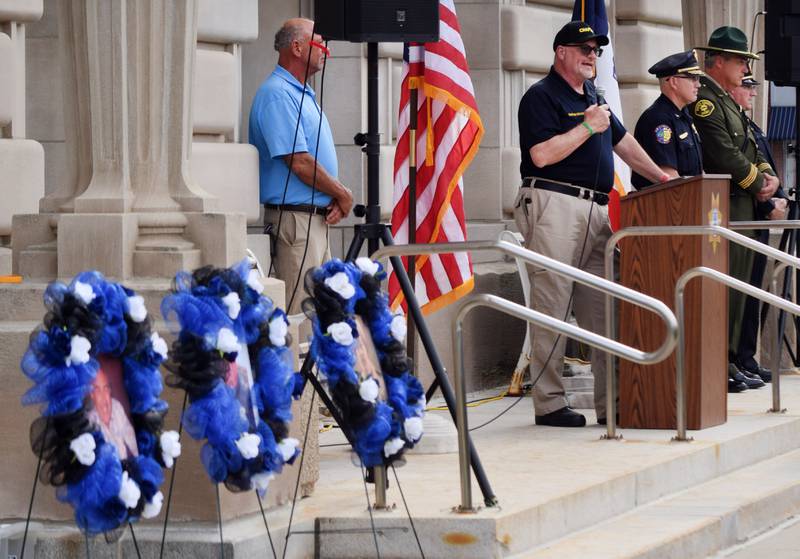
[309, 40, 330, 57]
[671, 75, 701, 83]
[566, 44, 603, 57]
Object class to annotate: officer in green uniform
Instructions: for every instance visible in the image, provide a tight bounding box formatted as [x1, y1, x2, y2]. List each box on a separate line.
[691, 26, 780, 392]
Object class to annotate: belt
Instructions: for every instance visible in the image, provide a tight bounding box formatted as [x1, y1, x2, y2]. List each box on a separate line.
[521, 178, 609, 206]
[264, 203, 329, 217]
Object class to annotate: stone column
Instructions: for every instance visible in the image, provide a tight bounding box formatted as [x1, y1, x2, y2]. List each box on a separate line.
[13, 0, 245, 280]
[0, 0, 44, 275]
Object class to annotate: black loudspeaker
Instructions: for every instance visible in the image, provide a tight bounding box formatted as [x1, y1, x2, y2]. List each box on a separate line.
[314, 0, 439, 43]
[765, 0, 800, 86]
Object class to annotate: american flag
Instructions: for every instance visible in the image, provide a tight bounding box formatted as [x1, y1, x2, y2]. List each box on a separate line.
[573, 0, 630, 230]
[388, 0, 484, 314]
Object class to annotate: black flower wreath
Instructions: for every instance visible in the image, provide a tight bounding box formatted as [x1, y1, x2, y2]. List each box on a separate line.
[305, 258, 425, 468]
[161, 261, 302, 494]
[20, 271, 180, 534]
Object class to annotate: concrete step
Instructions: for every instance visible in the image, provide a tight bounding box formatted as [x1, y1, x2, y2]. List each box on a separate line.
[514, 448, 800, 559]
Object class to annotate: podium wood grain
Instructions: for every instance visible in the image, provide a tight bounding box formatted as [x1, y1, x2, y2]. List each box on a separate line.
[618, 176, 729, 430]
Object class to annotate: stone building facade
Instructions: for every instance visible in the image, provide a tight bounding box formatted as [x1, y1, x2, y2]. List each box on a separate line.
[0, 0, 776, 550]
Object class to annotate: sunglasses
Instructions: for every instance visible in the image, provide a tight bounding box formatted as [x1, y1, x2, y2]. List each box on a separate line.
[309, 40, 330, 57]
[566, 44, 603, 57]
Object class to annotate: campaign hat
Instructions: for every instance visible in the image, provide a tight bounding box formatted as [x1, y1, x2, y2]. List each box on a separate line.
[696, 26, 759, 59]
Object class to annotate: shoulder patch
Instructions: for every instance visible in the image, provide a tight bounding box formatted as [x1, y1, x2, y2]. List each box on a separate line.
[654, 124, 673, 144]
[694, 100, 715, 118]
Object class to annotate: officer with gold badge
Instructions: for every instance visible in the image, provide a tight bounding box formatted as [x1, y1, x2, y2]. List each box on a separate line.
[691, 26, 780, 392]
[631, 51, 704, 189]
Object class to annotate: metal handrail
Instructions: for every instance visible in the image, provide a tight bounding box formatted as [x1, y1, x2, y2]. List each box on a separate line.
[373, 240, 679, 512]
[604, 225, 800, 440]
[675, 266, 800, 440]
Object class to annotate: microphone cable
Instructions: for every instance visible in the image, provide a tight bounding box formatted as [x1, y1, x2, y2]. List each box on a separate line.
[470, 83, 608, 432]
[266, 22, 321, 281]
[286, 39, 330, 313]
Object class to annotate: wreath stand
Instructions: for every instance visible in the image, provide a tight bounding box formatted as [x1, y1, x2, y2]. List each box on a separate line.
[301, 43, 496, 509]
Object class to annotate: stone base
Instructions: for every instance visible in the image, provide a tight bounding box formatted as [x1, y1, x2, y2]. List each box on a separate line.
[12, 212, 248, 280]
[0, 246, 10, 275]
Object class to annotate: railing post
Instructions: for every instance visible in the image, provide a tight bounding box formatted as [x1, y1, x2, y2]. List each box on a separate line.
[452, 317, 474, 513]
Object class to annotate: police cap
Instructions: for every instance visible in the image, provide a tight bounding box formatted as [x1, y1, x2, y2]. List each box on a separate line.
[553, 21, 609, 51]
[742, 72, 760, 86]
[648, 50, 704, 79]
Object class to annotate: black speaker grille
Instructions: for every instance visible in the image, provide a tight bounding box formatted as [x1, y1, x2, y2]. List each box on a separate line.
[316, 0, 439, 43]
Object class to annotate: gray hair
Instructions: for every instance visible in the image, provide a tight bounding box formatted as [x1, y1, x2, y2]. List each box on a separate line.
[703, 51, 726, 70]
[274, 21, 309, 51]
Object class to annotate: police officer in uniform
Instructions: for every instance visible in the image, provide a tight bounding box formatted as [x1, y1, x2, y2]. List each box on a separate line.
[691, 27, 780, 392]
[631, 51, 704, 189]
[516, 21, 668, 427]
[730, 71, 788, 384]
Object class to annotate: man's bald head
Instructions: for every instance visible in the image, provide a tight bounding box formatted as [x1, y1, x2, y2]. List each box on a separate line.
[274, 18, 313, 52]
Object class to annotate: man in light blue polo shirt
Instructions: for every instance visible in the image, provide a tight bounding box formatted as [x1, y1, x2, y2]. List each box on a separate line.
[249, 18, 353, 313]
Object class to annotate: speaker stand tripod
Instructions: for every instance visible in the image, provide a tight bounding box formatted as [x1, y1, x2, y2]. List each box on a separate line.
[300, 42, 496, 507]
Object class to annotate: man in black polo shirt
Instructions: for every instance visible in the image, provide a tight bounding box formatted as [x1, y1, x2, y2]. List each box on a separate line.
[515, 21, 669, 427]
[631, 51, 704, 189]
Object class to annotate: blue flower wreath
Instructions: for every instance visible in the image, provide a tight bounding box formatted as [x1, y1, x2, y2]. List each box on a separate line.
[306, 258, 425, 468]
[161, 260, 302, 494]
[20, 271, 180, 535]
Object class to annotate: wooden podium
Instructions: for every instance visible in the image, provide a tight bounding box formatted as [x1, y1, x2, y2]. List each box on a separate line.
[618, 175, 730, 430]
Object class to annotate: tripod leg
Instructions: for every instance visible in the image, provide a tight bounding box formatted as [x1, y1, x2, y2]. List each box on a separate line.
[345, 226, 366, 262]
[298, 353, 357, 450]
[380, 228, 497, 506]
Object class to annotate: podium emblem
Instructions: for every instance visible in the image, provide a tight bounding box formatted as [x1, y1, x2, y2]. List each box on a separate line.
[708, 193, 722, 253]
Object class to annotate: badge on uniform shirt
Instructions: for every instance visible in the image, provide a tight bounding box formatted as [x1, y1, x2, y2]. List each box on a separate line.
[679, 131, 689, 139]
[694, 100, 715, 118]
[655, 124, 672, 144]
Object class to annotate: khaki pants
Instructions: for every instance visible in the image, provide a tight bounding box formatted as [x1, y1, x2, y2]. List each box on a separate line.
[513, 186, 611, 419]
[264, 208, 331, 315]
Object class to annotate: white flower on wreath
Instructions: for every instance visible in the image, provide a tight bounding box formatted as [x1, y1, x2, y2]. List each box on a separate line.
[358, 378, 379, 403]
[324, 272, 355, 299]
[127, 295, 147, 323]
[390, 315, 407, 344]
[160, 431, 181, 468]
[277, 438, 300, 463]
[222, 292, 241, 320]
[216, 328, 239, 354]
[73, 281, 96, 305]
[247, 269, 265, 294]
[269, 315, 288, 347]
[118, 471, 141, 509]
[404, 416, 424, 442]
[327, 322, 353, 346]
[383, 437, 405, 458]
[252, 471, 274, 492]
[142, 491, 164, 519]
[150, 332, 168, 360]
[355, 257, 379, 277]
[236, 432, 261, 459]
[69, 433, 96, 466]
[65, 335, 91, 366]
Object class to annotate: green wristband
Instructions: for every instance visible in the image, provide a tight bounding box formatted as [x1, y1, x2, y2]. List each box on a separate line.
[581, 121, 594, 136]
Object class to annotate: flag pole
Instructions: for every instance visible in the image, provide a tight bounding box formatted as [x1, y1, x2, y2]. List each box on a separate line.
[406, 71, 418, 370]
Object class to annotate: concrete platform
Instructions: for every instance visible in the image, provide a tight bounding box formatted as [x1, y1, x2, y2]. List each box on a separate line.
[26, 372, 800, 558]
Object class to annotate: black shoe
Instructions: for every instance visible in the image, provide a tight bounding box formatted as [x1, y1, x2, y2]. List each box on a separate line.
[741, 369, 766, 388]
[535, 406, 586, 427]
[729, 363, 757, 387]
[742, 365, 772, 383]
[728, 377, 748, 393]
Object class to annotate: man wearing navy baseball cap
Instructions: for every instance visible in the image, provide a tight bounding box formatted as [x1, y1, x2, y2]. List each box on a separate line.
[515, 20, 667, 428]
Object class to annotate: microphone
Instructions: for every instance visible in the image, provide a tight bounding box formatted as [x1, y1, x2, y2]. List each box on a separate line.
[595, 85, 606, 106]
